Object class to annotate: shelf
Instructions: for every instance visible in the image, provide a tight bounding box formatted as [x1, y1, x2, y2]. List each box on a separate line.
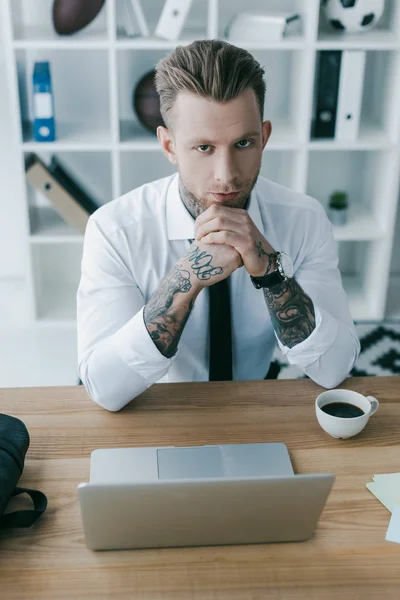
[331, 206, 385, 242]
[119, 121, 159, 150]
[316, 29, 399, 50]
[16, 46, 112, 151]
[218, 0, 306, 47]
[114, 0, 209, 43]
[317, 0, 400, 50]
[117, 47, 302, 150]
[307, 149, 396, 243]
[22, 121, 112, 151]
[116, 30, 207, 49]
[10, 0, 109, 47]
[25, 151, 111, 241]
[309, 123, 394, 150]
[310, 50, 400, 149]
[29, 206, 84, 244]
[12, 25, 109, 49]
[115, 35, 306, 51]
[3, 0, 400, 327]
[220, 37, 306, 51]
[119, 119, 300, 150]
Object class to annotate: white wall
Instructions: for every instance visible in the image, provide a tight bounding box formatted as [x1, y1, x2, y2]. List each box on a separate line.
[0, 0, 31, 325]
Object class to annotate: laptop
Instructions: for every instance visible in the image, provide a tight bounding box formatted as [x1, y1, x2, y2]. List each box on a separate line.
[77, 443, 335, 551]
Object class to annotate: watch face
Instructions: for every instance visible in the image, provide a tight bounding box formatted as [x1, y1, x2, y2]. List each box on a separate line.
[279, 252, 294, 279]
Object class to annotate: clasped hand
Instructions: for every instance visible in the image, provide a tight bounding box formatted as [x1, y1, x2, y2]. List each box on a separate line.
[194, 204, 277, 278]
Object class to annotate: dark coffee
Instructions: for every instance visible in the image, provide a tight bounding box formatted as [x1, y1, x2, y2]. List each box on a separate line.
[321, 402, 364, 418]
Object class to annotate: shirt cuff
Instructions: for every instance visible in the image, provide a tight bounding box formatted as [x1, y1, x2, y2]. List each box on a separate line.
[275, 305, 338, 369]
[112, 306, 177, 384]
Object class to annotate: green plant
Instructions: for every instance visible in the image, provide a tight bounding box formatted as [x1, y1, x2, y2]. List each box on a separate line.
[329, 190, 348, 210]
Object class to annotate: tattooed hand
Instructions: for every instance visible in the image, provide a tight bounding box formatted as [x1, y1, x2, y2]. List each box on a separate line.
[180, 239, 243, 288]
[194, 204, 277, 277]
[143, 240, 242, 357]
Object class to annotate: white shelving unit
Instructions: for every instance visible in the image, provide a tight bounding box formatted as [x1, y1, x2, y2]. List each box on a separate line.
[2, 0, 400, 327]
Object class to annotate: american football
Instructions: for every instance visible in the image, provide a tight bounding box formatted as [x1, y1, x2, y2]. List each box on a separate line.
[52, 0, 105, 35]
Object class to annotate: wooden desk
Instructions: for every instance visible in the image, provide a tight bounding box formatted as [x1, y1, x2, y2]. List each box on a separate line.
[0, 376, 399, 599]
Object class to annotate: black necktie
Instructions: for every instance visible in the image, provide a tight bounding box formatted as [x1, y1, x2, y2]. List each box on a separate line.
[208, 277, 233, 381]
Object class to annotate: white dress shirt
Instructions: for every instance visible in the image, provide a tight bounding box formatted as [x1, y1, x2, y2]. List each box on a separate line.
[77, 173, 360, 411]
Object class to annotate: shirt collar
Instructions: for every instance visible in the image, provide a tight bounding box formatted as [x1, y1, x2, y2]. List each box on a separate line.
[166, 173, 264, 241]
[166, 174, 195, 240]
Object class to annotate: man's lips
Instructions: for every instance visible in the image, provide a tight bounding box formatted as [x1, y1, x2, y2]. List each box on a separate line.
[211, 191, 241, 202]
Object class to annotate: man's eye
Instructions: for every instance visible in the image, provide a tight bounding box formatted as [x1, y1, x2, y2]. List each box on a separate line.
[236, 139, 252, 148]
[196, 145, 211, 153]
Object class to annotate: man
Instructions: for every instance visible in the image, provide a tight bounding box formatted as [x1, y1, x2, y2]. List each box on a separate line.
[77, 40, 360, 412]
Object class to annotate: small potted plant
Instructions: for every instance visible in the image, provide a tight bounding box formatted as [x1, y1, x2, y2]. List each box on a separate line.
[328, 190, 348, 226]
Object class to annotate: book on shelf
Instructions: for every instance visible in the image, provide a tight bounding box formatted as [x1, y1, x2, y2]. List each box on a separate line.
[32, 61, 56, 142]
[154, 0, 194, 41]
[123, 0, 149, 37]
[312, 49, 366, 141]
[335, 50, 366, 141]
[25, 153, 99, 234]
[312, 50, 342, 139]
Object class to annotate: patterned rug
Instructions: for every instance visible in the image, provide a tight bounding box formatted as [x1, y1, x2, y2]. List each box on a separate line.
[268, 321, 400, 380]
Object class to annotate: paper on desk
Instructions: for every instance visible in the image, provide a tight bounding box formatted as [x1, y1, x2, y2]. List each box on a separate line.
[373, 473, 400, 485]
[366, 473, 400, 544]
[366, 473, 400, 513]
[385, 505, 400, 544]
[366, 482, 395, 512]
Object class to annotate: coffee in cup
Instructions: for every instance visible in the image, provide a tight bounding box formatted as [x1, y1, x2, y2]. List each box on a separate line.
[315, 389, 379, 439]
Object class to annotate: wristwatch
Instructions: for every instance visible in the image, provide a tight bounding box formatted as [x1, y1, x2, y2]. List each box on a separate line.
[250, 251, 294, 290]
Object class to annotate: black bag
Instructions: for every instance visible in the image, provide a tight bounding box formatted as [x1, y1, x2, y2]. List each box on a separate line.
[0, 413, 47, 528]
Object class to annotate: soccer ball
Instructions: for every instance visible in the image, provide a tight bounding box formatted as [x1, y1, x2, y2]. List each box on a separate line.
[322, 0, 385, 33]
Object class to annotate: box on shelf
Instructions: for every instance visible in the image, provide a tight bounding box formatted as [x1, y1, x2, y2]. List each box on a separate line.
[225, 11, 301, 43]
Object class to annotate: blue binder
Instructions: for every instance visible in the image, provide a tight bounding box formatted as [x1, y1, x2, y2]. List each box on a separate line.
[32, 61, 56, 142]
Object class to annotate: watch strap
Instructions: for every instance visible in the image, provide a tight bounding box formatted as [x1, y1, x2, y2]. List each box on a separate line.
[251, 269, 285, 290]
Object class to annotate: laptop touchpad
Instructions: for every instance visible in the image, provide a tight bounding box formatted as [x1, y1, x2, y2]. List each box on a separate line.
[157, 447, 224, 480]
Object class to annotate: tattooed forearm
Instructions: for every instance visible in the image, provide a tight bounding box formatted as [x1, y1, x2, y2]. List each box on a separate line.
[254, 242, 277, 274]
[144, 264, 195, 358]
[263, 278, 316, 348]
[144, 244, 222, 358]
[185, 245, 223, 281]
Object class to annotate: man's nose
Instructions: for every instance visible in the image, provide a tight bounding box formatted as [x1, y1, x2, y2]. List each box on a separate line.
[213, 150, 238, 186]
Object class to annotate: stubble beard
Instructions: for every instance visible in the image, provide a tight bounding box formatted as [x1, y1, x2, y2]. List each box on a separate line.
[178, 170, 260, 219]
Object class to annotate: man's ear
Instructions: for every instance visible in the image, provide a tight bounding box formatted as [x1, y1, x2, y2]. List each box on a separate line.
[261, 120, 272, 150]
[157, 126, 177, 165]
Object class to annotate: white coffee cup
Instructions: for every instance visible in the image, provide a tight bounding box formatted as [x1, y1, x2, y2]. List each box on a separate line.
[315, 389, 379, 439]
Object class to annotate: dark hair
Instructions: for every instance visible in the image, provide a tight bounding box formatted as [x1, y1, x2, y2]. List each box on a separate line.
[154, 39, 266, 128]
